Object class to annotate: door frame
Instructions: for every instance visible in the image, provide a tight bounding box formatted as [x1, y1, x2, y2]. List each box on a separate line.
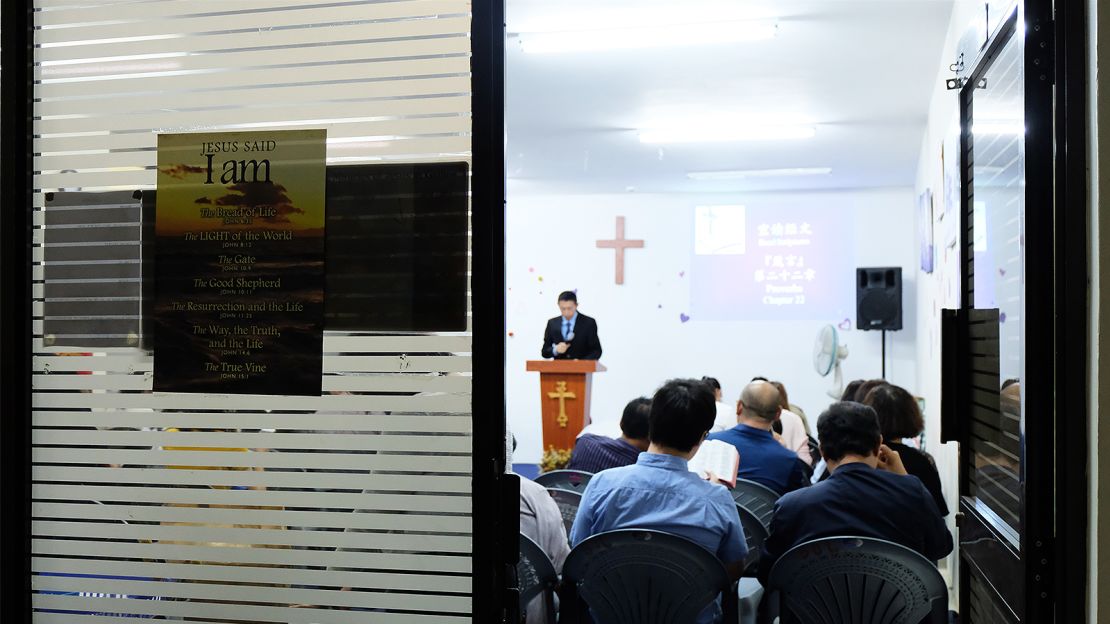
[953, 0, 1088, 620]
[472, 0, 513, 621]
[1050, 0, 1090, 620]
[0, 0, 34, 619]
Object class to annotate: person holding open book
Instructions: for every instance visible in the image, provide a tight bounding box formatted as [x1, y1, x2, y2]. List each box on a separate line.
[707, 380, 810, 495]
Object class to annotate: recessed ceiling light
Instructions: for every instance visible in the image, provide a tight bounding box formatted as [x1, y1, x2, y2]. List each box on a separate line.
[517, 20, 778, 54]
[640, 124, 816, 144]
[687, 167, 833, 180]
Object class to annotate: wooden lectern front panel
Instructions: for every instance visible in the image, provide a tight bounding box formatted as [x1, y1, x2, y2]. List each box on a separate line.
[539, 372, 592, 454]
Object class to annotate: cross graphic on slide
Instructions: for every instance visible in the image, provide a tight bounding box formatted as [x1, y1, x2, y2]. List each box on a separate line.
[596, 216, 644, 285]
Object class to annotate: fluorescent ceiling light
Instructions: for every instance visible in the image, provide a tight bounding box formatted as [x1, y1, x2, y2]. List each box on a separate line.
[687, 167, 832, 180]
[518, 20, 777, 54]
[640, 123, 815, 144]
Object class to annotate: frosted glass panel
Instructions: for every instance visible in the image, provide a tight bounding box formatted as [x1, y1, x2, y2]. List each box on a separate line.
[31, 1, 474, 620]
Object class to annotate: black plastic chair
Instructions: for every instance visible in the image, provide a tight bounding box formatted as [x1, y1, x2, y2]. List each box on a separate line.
[560, 529, 730, 624]
[734, 503, 768, 576]
[518, 533, 558, 623]
[546, 487, 583, 536]
[730, 478, 780, 530]
[728, 504, 770, 624]
[805, 435, 821, 468]
[767, 536, 948, 624]
[535, 469, 593, 493]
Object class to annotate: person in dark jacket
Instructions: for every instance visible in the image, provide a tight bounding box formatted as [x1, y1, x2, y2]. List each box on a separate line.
[540, 291, 602, 360]
[861, 383, 949, 515]
[758, 402, 952, 586]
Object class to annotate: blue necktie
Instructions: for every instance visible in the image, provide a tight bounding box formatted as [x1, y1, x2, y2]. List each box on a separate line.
[563, 320, 570, 340]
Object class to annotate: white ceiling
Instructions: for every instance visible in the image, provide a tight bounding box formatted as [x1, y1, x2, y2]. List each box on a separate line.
[505, 0, 955, 194]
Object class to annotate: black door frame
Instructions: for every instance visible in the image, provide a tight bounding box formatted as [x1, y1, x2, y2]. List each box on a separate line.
[952, 0, 1088, 621]
[0, 1, 509, 622]
[0, 1, 35, 620]
[1050, 0, 1090, 620]
[472, 0, 514, 621]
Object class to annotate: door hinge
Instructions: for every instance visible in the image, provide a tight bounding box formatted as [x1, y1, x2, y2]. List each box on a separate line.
[1030, 536, 1054, 603]
[1030, 18, 1055, 85]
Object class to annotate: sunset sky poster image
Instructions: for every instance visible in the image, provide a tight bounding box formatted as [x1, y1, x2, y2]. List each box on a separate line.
[153, 129, 327, 396]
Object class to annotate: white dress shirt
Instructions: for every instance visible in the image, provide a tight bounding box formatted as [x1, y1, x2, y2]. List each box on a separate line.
[711, 401, 736, 433]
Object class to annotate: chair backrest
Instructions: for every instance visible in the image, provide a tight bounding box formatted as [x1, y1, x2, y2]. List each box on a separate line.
[731, 478, 780, 529]
[518, 533, 558, 621]
[562, 529, 730, 624]
[547, 488, 583, 536]
[735, 503, 768, 575]
[805, 435, 821, 467]
[767, 536, 948, 624]
[535, 469, 593, 493]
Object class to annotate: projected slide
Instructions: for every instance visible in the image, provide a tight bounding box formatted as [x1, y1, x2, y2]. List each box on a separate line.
[690, 205, 854, 322]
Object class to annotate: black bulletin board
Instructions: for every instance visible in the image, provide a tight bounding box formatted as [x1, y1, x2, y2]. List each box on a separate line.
[325, 163, 470, 332]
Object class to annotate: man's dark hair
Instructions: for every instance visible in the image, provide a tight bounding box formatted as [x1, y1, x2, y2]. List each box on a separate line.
[852, 379, 888, 403]
[817, 402, 882, 462]
[861, 384, 924, 441]
[841, 380, 864, 401]
[557, 290, 578, 303]
[700, 376, 721, 391]
[620, 397, 652, 440]
[648, 379, 716, 452]
[750, 375, 769, 382]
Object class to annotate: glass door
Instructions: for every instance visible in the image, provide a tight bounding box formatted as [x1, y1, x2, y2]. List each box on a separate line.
[948, 4, 1054, 621]
[0, 0, 509, 620]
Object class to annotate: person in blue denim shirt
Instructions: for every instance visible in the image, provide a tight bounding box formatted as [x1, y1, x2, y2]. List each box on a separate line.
[570, 378, 748, 624]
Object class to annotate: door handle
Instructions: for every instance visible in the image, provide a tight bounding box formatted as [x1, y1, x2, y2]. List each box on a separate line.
[940, 308, 964, 444]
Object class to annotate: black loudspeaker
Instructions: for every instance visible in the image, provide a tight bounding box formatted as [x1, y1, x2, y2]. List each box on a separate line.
[857, 267, 903, 331]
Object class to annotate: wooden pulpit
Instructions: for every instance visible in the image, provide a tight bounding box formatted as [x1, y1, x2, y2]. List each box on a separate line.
[525, 360, 607, 453]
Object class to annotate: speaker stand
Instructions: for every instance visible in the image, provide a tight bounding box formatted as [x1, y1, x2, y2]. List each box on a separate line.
[881, 330, 887, 380]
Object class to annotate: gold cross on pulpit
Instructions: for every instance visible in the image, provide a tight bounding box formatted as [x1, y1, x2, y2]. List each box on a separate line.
[547, 381, 577, 428]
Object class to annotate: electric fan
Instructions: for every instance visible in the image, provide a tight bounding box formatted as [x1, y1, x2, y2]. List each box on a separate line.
[813, 324, 850, 399]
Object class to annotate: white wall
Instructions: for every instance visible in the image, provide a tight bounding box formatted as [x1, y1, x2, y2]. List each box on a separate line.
[912, 0, 1004, 599]
[506, 187, 918, 463]
[1089, 0, 1107, 618]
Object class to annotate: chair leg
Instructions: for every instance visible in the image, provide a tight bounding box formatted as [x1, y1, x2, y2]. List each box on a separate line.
[556, 582, 584, 624]
[756, 589, 779, 624]
[722, 583, 739, 623]
[544, 589, 557, 624]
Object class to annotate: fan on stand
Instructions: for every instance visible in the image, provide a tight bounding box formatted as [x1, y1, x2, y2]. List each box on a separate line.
[813, 324, 850, 399]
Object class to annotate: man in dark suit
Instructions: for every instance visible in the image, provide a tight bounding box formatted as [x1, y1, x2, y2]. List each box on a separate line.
[757, 401, 952, 586]
[541, 291, 602, 360]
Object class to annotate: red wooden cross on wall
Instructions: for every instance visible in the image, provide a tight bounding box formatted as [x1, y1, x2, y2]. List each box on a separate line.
[596, 216, 644, 285]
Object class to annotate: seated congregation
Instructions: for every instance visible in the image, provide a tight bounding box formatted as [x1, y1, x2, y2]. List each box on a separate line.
[516, 377, 953, 623]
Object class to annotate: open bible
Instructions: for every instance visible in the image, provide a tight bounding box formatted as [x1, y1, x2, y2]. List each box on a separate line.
[687, 439, 741, 488]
